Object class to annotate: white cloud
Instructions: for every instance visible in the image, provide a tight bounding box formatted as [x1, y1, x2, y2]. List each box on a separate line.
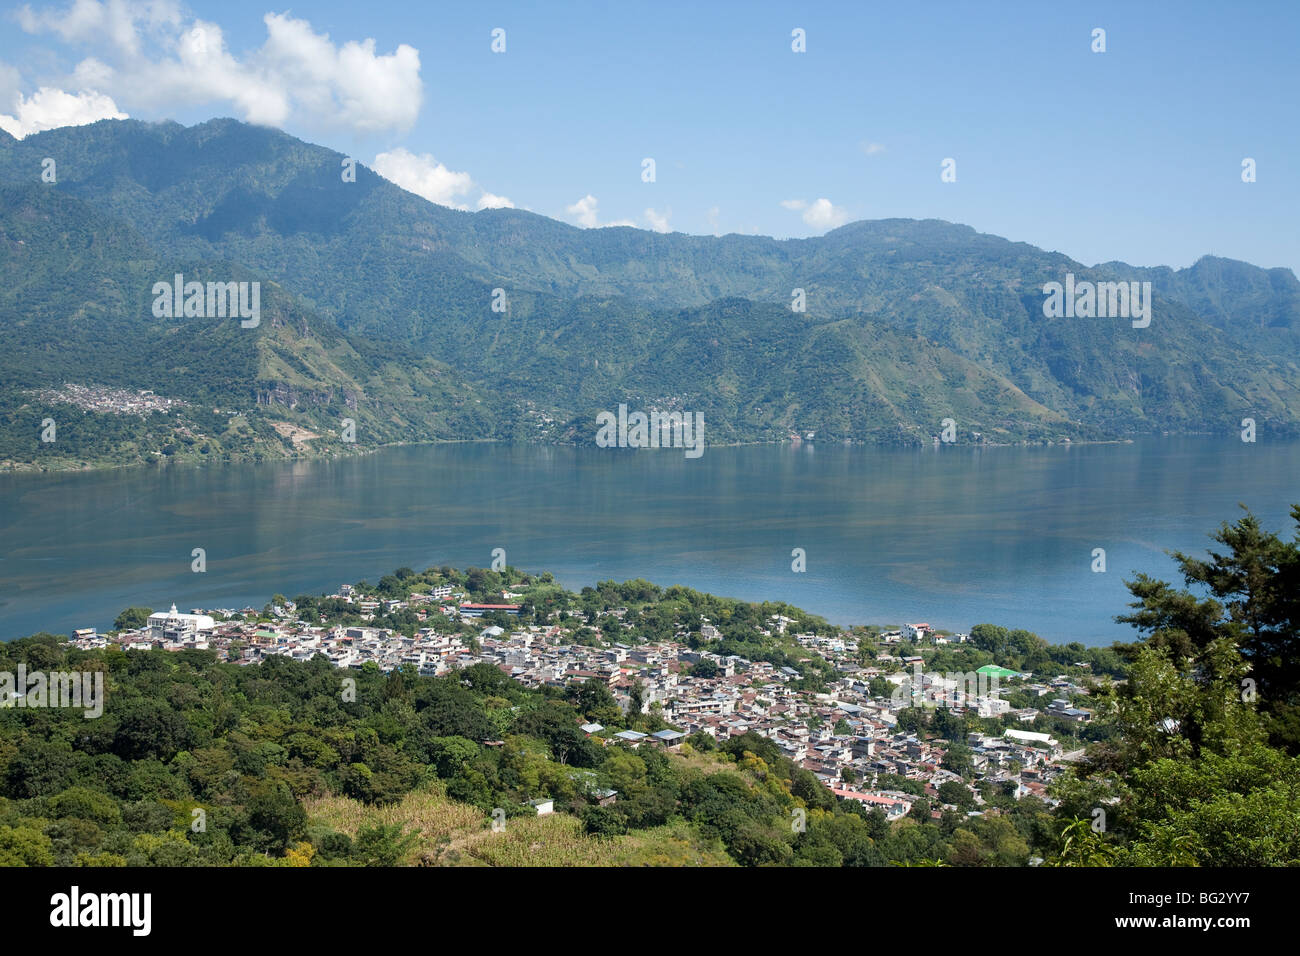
[802, 197, 848, 229]
[565, 194, 634, 229]
[644, 206, 671, 233]
[13, 2, 422, 135]
[705, 205, 721, 236]
[372, 148, 471, 208]
[0, 86, 126, 138]
[566, 194, 600, 227]
[17, 0, 181, 57]
[371, 147, 510, 212]
[781, 196, 848, 230]
[861, 141, 886, 156]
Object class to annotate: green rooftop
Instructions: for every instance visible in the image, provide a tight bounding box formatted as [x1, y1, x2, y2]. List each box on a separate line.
[976, 665, 1020, 679]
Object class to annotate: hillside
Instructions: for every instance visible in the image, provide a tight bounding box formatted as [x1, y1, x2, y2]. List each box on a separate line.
[5, 505, 1300, 868]
[2, 118, 1300, 467]
[0, 185, 521, 468]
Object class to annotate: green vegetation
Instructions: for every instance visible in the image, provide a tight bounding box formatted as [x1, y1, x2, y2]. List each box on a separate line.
[1049, 505, 1300, 865]
[1, 506, 1296, 866]
[3, 119, 1299, 470]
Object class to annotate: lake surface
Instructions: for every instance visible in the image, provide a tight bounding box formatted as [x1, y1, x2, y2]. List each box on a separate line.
[1, 439, 1297, 645]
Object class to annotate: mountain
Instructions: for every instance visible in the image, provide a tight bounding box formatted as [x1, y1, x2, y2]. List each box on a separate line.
[0, 184, 519, 468]
[1, 118, 1298, 467]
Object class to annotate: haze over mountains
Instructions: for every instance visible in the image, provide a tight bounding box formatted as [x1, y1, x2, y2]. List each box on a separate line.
[2, 118, 1299, 467]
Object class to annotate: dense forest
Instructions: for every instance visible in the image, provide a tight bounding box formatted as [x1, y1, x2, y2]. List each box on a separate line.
[4, 119, 1300, 471]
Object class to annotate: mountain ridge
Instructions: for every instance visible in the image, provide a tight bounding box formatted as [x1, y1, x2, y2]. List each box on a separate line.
[1, 118, 1298, 468]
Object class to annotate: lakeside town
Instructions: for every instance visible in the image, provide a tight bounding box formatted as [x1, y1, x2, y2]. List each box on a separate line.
[61, 570, 1107, 822]
[26, 383, 189, 416]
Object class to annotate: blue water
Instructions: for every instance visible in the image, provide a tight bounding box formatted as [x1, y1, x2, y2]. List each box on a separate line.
[1, 438, 1296, 645]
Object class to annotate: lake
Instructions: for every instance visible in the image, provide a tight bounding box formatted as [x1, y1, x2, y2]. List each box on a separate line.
[1, 439, 1296, 644]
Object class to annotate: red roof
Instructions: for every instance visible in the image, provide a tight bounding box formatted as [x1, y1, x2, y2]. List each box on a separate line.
[831, 789, 909, 807]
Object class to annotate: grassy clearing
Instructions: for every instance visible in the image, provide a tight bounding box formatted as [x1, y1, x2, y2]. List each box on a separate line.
[306, 783, 735, 867]
[305, 782, 484, 864]
[438, 814, 735, 867]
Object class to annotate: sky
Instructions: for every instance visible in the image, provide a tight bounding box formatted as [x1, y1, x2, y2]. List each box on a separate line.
[1, 0, 1297, 273]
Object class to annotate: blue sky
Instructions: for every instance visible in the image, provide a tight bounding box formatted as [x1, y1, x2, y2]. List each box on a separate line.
[2, 0, 1297, 273]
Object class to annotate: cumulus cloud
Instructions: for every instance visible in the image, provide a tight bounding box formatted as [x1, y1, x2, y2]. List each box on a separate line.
[802, 197, 848, 228]
[566, 194, 600, 227]
[16, 0, 181, 56]
[781, 197, 848, 230]
[565, 194, 634, 229]
[12, 1, 422, 134]
[372, 147, 508, 212]
[644, 206, 671, 233]
[0, 86, 126, 138]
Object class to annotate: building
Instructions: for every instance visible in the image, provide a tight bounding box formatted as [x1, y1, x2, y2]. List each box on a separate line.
[147, 604, 215, 642]
[459, 603, 521, 618]
[831, 789, 913, 819]
[1047, 698, 1094, 722]
[976, 696, 1011, 718]
[1005, 728, 1061, 754]
[901, 623, 930, 642]
[976, 664, 1020, 681]
[652, 729, 687, 749]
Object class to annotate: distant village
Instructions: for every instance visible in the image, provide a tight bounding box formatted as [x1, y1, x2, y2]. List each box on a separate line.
[65, 584, 1097, 820]
[27, 383, 188, 416]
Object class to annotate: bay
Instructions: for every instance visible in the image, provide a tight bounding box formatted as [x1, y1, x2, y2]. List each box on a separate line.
[1, 438, 1296, 645]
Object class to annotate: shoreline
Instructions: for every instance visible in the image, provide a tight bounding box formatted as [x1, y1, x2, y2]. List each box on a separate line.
[2, 432, 1172, 476]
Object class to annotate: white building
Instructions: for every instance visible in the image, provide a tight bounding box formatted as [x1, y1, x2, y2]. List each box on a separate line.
[1005, 728, 1060, 751]
[147, 604, 215, 642]
[977, 696, 1011, 718]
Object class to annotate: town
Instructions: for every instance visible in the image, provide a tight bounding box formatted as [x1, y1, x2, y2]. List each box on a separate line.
[26, 383, 188, 417]
[65, 566, 1107, 824]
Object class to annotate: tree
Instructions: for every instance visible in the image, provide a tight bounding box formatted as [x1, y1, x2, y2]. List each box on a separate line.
[0, 824, 54, 866]
[47, 786, 122, 828]
[567, 678, 621, 725]
[352, 824, 417, 866]
[424, 736, 480, 779]
[1117, 505, 1300, 752]
[691, 658, 719, 679]
[580, 805, 627, 837]
[1044, 817, 1117, 867]
[941, 742, 974, 778]
[113, 606, 153, 631]
[242, 784, 307, 854]
[937, 780, 975, 810]
[1059, 508, 1300, 865]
